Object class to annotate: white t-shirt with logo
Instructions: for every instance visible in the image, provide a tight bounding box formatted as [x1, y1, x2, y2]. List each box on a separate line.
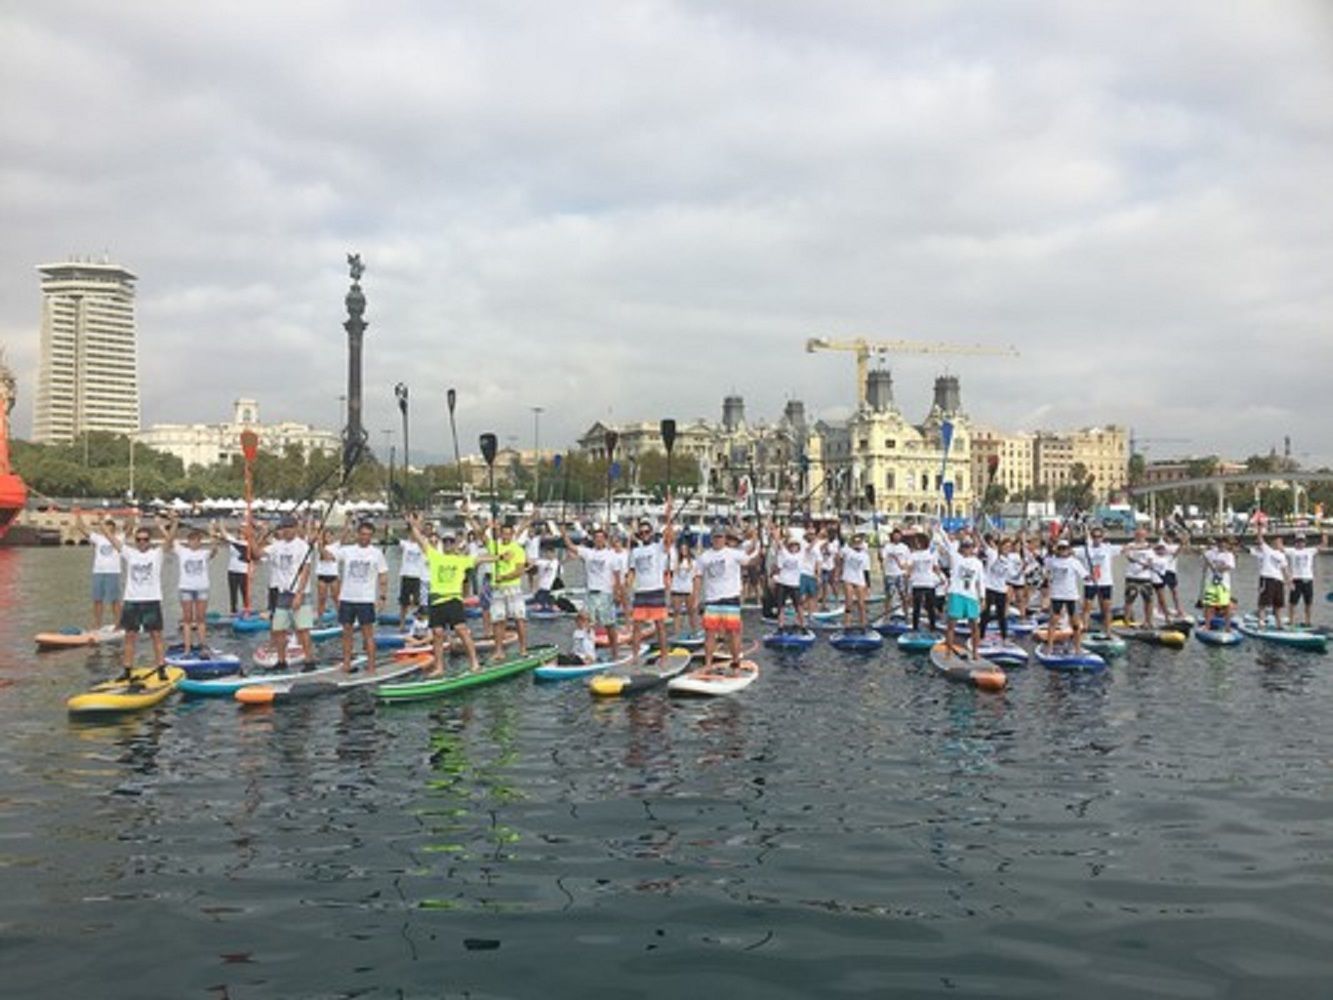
[950, 555, 985, 600]
[576, 545, 620, 593]
[840, 546, 871, 586]
[773, 549, 803, 588]
[227, 538, 250, 575]
[1122, 543, 1154, 582]
[1204, 548, 1235, 590]
[398, 539, 426, 580]
[337, 543, 389, 604]
[798, 540, 821, 577]
[267, 537, 311, 594]
[533, 556, 559, 592]
[983, 550, 1018, 594]
[628, 542, 668, 593]
[1287, 547, 1315, 581]
[121, 546, 165, 603]
[1046, 555, 1088, 602]
[908, 549, 939, 589]
[175, 542, 212, 593]
[882, 542, 909, 580]
[88, 532, 121, 575]
[697, 546, 748, 602]
[1252, 543, 1288, 582]
[671, 555, 696, 595]
[1079, 541, 1119, 585]
[317, 542, 340, 577]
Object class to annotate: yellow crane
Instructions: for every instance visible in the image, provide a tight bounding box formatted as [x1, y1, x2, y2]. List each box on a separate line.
[805, 337, 1020, 409]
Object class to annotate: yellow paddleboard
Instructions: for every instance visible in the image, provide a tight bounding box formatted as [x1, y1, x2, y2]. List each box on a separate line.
[67, 666, 185, 715]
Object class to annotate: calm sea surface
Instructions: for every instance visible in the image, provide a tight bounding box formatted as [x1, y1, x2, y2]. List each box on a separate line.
[0, 545, 1330, 999]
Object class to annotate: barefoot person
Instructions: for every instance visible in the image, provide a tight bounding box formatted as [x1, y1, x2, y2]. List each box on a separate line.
[768, 527, 807, 631]
[694, 523, 763, 668]
[560, 522, 625, 661]
[1201, 537, 1236, 632]
[943, 533, 985, 659]
[1078, 524, 1118, 637]
[669, 538, 700, 637]
[73, 509, 125, 631]
[1252, 526, 1289, 625]
[329, 520, 389, 673]
[174, 525, 219, 654]
[626, 513, 674, 665]
[1122, 527, 1156, 626]
[406, 513, 489, 676]
[486, 520, 529, 662]
[1286, 533, 1316, 628]
[253, 515, 315, 670]
[111, 512, 178, 680]
[838, 532, 872, 631]
[1044, 537, 1088, 654]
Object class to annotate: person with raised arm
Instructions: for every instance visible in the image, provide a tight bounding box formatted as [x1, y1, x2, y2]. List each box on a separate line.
[327, 520, 389, 673]
[626, 501, 675, 665]
[406, 512, 492, 676]
[942, 528, 986, 659]
[837, 532, 873, 631]
[252, 515, 315, 669]
[1201, 536, 1237, 632]
[1121, 526, 1157, 626]
[1285, 533, 1316, 628]
[486, 519, 529, 662]
[111, 511, 178, 680]
[1077, 523, 1119, 637]
[1251, 524, 1289, 625]
[560, 521, 625, 661]
[72, 508, 124, 631]
[173, 523, 220, 654]
[693, 522, 765, 668]
[669, 537, 700, 637]
[1044, 536, 1089, 655]
[769, 524, 807, 631]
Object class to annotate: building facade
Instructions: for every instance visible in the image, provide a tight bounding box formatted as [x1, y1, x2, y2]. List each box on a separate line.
[32, 260, 141, 443]
[136, 398, 339, 468]
[1033, 425, 1128, 497]
[970, 427, 1035, 499]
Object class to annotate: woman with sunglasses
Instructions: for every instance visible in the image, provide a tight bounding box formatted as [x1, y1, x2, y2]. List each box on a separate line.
[111, 512, 178, 680]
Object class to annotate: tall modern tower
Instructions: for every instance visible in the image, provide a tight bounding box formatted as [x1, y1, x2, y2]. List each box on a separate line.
[32, 260, 141, 444]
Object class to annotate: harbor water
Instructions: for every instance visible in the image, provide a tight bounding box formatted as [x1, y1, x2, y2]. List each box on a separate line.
[0, 545, 1330, 997]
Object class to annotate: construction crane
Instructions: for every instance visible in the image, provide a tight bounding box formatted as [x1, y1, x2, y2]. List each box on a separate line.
[805, 337, 1020, 409]
[1128, 431, 1191, 456]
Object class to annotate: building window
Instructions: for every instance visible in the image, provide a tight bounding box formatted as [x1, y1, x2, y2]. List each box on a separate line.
[885, 472, 895, 490]
[884, 439, 896, 449]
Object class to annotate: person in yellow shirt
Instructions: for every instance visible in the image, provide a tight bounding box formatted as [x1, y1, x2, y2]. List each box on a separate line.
[406, 512, 492, 676]
[486, 519, 529, 663]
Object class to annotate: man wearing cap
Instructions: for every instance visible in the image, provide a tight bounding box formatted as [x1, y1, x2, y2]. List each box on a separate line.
[253, 515, 314, 669]
[1251, 525, 1289, 624]
[1077, 524, 1119, 637]
[768, 525, 808, 631]
[1044, 536, 1089, 654]
[1286, 533, 1316, 628]
[626, 509, 675, 665]
[693, 523, 764, 668]
[1201, 537, 1236, 631]
[838, 532, 873, 631]
[406, 513, 490, 675]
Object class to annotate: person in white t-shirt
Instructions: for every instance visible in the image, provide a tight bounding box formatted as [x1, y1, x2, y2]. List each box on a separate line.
[1285, 534, 1316, 627]
[669, 539, 700, 637]
[315, 528, 341, 617]
[944, 534, 985, 659]
[327, 520, 389, 672]
[530, 545, 561, 611]
[73, 508, 125, 630]
[768, 527, 807, 630]
[626, 514, 675, 665]
[1159, 530, 1186, 618]
[798, 526, 825, 616]
[174, 525, 219, 654]
[1252, 527, 1290, 623]
[818, 531, 841, 610]
[560, 523, 626, 660]
[253, 515, 317, 668]
[880, 527, 910, 618]
[1076, 525, 1119, 637]
[112, 512, 178, 679]
[218, 525, 256, 616]
[979, 535, 1019, 641]
[838, 533, 873, 630]
[693, 524, 764, 668]
[396, 530, 427, 625]
[1044, 538, 1089, 654]
[1121, 528, 1157, 626]
[906, 532, 945, 633]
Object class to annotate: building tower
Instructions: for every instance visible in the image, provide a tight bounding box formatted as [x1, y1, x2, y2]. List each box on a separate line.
[32, 260, 140, 443]
[866, 369, 895, 413]
[932, 375, 961, 415]
[722, 394, 746, 433]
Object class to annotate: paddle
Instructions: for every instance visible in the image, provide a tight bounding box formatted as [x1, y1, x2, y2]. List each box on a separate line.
[939, 419, 955, 518]
[447, 388, 462, 496]
[395, 382, 409, 506]
[982, 453, 1000, 530]
[604, 429, 619, 529]
[660, 418, 677, 502]
[480, 432, 499, 527]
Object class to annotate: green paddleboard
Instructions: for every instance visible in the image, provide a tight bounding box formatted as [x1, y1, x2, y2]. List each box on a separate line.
[375, 645, 558, 702]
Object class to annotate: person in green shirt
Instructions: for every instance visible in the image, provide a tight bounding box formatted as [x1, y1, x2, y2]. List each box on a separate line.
[406, 512, 492, 676]
[486, 519, 529, 662]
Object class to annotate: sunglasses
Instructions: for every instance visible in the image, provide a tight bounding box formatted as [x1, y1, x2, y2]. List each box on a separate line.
[135, 535, 151, 543]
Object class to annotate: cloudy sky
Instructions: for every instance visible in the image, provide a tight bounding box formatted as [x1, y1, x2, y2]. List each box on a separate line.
[3, 1, 1331, 466]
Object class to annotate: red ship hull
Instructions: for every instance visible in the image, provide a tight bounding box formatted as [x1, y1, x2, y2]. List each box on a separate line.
[0, 473, 27, 540]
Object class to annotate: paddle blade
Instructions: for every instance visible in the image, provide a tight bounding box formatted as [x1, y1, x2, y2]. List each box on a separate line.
[479, 433, 498, 466]
[940, 420, 954, 454]
[604, 429, 619, 455]
[447, 388, 457, 414]
[552, 453, 563, 471]
[660, 418, 677, 453]
[987, 454, 1000, 475]
[395, 382, 408, 414]
[240, 430, 259, 463]
[610, 461, 621, 481]
[943, 480, 955, 503]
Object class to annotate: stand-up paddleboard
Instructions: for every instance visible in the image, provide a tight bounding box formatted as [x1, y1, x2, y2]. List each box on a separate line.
[236, 654, 430, 705]
[1112, 623, 1187, 648]
[976, 638, 1029, 667]
[1082, 632, 1128, 657]
[535, 645, 644, 681]
[1032, 624, 1075, 644]
[668, 659, 759, 696]
[1196, 626, 1242, 647]
[829, 628, 884, 652]
[164, 647, 242, 678]
[872, 615, 910, 636]
[67, 666, 185, 715]
[764, 627, 817, 650]
[253, 638, 308, 668]
[231, 613, 270, 634]
[928, 642, 1007, 690]
[35, 626, 124, 651]
[1034, 645, 1107, 672]
[377, 645, 559, 702]
[897, 631, 940, 652]
[1235, 616, 1327, 651]
[1005, 619, 1038, 637]
[666, 631, 706, 649]
[594, 626, 634, 648]
[589, 649, 692, 697]
[179, 659, 353, 697]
